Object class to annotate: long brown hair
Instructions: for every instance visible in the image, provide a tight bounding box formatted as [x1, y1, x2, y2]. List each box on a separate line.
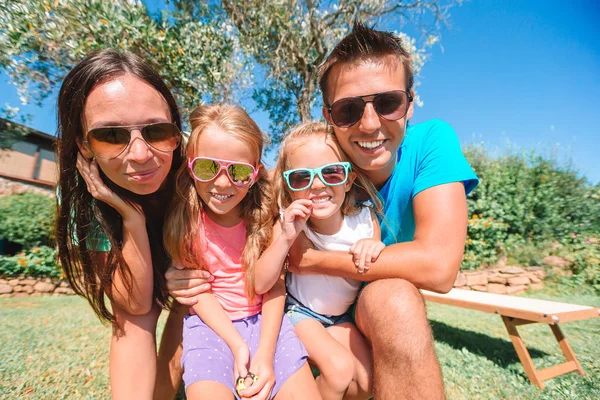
[55, 49, 184, 323]
[163, 104, 273, 300]
[273, 121, 383, 219]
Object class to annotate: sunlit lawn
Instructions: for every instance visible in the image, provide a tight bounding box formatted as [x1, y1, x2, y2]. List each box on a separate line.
[1, 283, 598, 399]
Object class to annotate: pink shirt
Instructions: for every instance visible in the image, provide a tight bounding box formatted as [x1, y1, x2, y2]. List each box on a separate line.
[194, 212, 262, 320]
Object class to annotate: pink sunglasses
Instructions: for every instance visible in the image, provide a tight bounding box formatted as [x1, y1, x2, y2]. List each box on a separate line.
[188, 156, 258, 187]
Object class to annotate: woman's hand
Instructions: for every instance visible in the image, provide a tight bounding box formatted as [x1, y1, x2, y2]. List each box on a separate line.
[164, 264, 213, 306]
[281, 199, 312, 242]
[349, 238, 385, 273]
[76, 154, 142, 220]
[239, 349, 275, 400]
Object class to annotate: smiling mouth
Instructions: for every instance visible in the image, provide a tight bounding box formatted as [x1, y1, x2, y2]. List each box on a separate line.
[211, 193, 233, 201]
[311, 196, 331, 204]
[127, 168, 158, 179]
[356, 140, 385, 150]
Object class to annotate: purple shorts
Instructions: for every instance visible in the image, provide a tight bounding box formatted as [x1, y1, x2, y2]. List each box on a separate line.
[181, 312, 308, 398]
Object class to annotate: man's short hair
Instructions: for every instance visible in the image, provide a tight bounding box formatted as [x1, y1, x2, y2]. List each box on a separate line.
[318, 21, 414, 105]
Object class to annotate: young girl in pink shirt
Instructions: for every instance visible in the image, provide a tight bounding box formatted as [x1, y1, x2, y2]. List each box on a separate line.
[164, 104, 320, 399]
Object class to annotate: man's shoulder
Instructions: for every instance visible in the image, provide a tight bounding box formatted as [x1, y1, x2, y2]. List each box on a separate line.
[406, 119, 455, 143]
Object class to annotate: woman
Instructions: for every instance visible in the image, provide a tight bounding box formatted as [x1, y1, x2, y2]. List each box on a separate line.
[55, 49, 211, 399]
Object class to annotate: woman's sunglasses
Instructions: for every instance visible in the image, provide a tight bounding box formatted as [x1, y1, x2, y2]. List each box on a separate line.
[188, 157, 258, 187]
[283, 162, 351, 191]
[326, 90, 413, 128]
[84, 122, 182, 160]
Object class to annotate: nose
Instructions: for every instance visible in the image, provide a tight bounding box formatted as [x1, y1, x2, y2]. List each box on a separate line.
[310, 174, 326, 190]
[213, 168, 232, 187]
[127, 130, 154, 164]
[358, 101, 381, 134]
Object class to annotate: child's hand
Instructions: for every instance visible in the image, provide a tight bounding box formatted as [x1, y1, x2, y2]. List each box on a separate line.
[281, 199, 312, 242]
[233, 343, 251, 386]
[349, 238, 385, 274]
[238, 349, 275, 399]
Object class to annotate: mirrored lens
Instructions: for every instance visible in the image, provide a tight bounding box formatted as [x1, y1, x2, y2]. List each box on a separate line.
[288, 170, 312, 190]
[330, 98, 364, 127]
[321, 165, 347, 184]
[192, 158, 220, 181]
[374, 91, 407, 119]
[142, 123, 181, 152]
[87, 127, 130, 158]
[228, 164, 255, 185]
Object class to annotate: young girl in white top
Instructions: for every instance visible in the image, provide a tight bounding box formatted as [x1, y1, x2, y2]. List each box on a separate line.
[254, 121, 385, 400]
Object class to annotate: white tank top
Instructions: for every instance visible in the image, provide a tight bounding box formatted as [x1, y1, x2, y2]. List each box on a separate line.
[286, 207, 374, 316]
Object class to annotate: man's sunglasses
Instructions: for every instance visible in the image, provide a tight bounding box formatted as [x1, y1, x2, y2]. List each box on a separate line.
[326, 90, 413, 128]
[188, 157, 258, 187]
[283, 162, 352, 191]
[84, 122, 182, 160]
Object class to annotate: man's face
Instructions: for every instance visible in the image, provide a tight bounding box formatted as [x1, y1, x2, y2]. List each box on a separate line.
[322, 56, 414, 185]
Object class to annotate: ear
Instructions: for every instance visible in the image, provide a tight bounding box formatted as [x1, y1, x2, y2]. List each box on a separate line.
[406, 89, 415, 121]
[76, 136, 94, 160]
[345, 171, 357, 193]
[322, 106, 331, 123]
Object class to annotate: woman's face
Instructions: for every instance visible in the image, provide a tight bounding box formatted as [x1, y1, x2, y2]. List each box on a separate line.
[80, 74, 174, 195]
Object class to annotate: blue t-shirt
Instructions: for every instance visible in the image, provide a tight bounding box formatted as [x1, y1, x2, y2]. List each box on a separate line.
[378, 119, 479, 245]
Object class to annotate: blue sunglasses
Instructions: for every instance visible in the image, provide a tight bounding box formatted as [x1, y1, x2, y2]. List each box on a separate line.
[283, 162, 352, 191]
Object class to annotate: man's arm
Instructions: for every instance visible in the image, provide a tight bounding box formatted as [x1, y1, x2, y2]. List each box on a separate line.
[288, 182, 467, 293]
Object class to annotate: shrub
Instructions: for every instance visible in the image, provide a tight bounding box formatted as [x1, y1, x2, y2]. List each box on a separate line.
[462, 215, 509, 270]
[465, 145, 600, 241]
[0, 193, 55, 248]
[0, 246, 61, 278]
[505, 235, 550, 267]
[558, 235, 600, 292]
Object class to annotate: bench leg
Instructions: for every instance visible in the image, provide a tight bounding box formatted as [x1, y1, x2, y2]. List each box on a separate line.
[501, 316, 544, 389]
[550, 324, 585, 376]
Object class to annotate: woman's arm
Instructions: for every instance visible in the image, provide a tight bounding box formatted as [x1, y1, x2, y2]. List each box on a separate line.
[78, 155, 155, 315]
[109, 301, 161, 400]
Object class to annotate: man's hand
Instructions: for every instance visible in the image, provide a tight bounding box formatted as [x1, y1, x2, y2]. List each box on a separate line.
[164, 264, 213, 306]
[349, 238, 385, 274]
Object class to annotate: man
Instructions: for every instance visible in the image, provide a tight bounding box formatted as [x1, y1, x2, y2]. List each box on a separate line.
[286, 22, 478, 399]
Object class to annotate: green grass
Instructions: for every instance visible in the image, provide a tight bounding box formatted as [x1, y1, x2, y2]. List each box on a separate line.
[1, 283, 598, 399]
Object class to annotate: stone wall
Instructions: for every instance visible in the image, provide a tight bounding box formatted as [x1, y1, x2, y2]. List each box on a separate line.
[0, 176, 54, 198]
[1, 266, 548, 298]
[0, 275, 74, 298]
[454, 266, 545, 294]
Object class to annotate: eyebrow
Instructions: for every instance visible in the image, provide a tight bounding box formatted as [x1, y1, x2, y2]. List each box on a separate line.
[88, 118, 171, 130]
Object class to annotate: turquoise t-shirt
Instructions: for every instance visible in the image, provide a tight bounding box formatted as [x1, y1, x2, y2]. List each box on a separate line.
[378, 119, 479, 245]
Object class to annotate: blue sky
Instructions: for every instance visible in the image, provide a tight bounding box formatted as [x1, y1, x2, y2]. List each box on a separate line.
[1, 0, 598, 183]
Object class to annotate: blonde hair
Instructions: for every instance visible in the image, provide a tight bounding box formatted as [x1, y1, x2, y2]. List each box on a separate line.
[164, 104, 273, 300]
[273, 121, 383, 220]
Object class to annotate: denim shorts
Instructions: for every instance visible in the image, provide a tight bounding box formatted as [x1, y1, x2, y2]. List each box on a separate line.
[285, 295, 353, 328]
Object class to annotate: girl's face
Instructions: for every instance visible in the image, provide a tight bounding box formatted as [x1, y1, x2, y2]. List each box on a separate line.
[191, 126, 258, 227]
[286, 136, 355, 222]
[80, 74, 175, 195]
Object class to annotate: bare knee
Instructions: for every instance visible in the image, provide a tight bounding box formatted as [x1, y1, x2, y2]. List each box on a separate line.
[319, 351, 354, 392]
[356, 279, 432, 355]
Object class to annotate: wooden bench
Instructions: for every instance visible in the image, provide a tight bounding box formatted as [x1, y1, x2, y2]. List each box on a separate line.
[421, 288, 600, 389]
